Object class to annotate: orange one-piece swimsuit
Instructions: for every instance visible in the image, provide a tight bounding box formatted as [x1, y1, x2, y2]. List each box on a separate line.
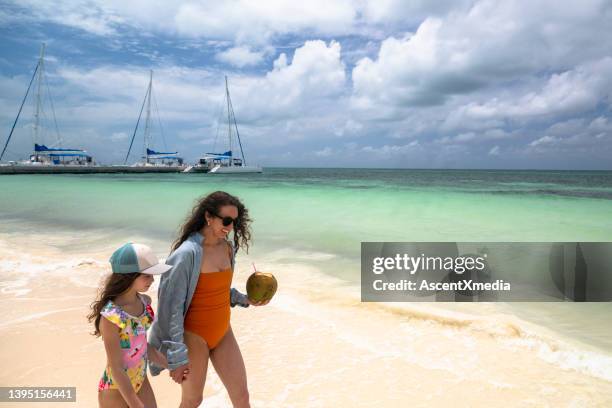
[184, 243, 233, 349]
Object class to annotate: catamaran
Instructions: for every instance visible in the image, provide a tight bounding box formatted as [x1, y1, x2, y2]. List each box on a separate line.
[186, 76, 262, 173]
[124, 70, 184, 169]
[0, 43, 96, 173]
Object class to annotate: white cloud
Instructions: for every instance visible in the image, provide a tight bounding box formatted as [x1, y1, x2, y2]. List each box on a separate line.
[4, 0, 357, 43]
[434, 128, 512, 145]
[2, 0, 123, 36]
[547, 119, 586, 137]
[455, 132, 476, 142]
[314, 146, 333, 157]
[173, 0, 356, 41]
[459, 58, 612, 123]
[215, 46, 264, 67]
[352, 0, 612, 109]
[359, 0, 471, 25]
[361, 141, 420, 156]
[529, 135, 561, 147]
[232, 40, 347, 122]
[333, 119, 363, 137]
[589, 116, 612, 133]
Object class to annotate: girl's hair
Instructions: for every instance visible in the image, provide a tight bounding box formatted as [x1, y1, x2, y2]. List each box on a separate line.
[87, 272, 141, 337]
[172, 191, 252, 253]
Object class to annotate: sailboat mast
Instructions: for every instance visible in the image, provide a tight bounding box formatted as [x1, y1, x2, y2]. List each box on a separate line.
[33, 43, 45, 159]
[226, 84, 246, 165]
[226, 75, 232, 166]
[143, 70, 153, 163]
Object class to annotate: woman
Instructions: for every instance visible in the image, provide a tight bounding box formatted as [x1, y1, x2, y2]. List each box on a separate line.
[148, 191, 269, 408]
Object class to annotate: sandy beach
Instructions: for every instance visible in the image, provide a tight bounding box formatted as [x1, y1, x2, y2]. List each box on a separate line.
[1, 228, 612, 408]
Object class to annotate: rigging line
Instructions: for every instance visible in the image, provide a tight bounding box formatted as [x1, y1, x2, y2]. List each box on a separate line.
[125, 86, 149, 164]
[226, 77, 231, 159]
[44, 70, 63, 148]
[212, 88, 226, 153]
[36, 83, 49, 145]
[227, 89, 246, 165]
[1, 62, 39, 162]
[151, 86, 168, 151]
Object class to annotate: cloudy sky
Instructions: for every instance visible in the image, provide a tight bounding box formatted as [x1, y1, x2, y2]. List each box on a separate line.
[0, 0, 611, 169]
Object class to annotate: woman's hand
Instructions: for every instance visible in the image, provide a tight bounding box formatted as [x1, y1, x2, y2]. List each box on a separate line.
[147, 343, 169, 369]
[247, 298, 270, 306]
[169, 363, 190, 384]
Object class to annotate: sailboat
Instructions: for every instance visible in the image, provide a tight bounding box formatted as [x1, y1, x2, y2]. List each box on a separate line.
[124, 70, 184, 168]
[187, 76, 262, 173]
[0, 43, 95, 172]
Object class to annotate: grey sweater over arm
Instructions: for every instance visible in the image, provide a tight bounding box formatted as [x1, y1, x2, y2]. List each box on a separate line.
[148, 231, 249, 376]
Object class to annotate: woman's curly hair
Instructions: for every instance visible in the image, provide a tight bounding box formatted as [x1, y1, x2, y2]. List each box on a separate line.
[171, 191, 252, 253]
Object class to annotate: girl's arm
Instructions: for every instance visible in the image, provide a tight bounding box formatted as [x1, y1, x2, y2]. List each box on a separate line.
[147, 343, 168, 369]
[100, 317, 144, 408]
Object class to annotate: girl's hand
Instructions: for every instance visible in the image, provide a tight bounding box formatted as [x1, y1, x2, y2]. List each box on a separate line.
[170, 363, 190, 384]
[247, 298, 270, 306]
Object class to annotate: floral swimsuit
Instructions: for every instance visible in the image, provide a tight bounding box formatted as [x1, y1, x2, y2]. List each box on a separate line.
[98, 293, 154, 393]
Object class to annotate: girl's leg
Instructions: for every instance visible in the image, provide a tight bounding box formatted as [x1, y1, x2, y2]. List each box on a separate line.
[209, 325, 250, 408]
[180, 330, 210, 408]
[98, 389, 129, 408]
[137, 376, 157, 408]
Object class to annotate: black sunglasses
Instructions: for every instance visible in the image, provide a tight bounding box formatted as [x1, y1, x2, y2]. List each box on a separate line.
[212, 212, 239, 227]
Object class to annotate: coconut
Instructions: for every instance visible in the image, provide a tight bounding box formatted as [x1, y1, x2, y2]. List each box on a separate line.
[246, 271, 278, 303]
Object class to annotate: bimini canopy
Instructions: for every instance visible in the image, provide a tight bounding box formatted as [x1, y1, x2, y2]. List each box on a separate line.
[146, 148, 181, 160]
[204, 150, 232, 159]
[34, 144, 90, 157]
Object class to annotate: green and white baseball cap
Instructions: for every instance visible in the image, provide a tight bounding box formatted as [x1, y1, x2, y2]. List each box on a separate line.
[109, 243, 171, 275]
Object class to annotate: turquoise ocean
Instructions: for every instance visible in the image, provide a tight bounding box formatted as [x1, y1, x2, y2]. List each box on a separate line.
[1, 168, 611, 361]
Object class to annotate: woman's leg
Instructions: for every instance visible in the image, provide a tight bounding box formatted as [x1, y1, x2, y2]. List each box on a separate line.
[137, 376, 157, 408]
[180, 330, 210, 408]
[98, 389, 129, 408]
[209, 325, 250, 408]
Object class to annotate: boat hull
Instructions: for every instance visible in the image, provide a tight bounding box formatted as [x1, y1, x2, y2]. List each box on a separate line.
[208, 165, 262, 174]
[0, 164, 186, 174]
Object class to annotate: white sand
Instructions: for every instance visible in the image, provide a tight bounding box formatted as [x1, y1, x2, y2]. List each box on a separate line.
[1, 232, 612, 407]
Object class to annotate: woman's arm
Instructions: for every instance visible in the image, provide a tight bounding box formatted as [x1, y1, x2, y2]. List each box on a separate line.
[157, 249, 191, 370]
[100, 317, 144, 408]
[227, 241, 250, 308]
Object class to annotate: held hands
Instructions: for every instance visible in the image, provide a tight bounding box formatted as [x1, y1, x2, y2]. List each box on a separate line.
[169, 363, 190, 384]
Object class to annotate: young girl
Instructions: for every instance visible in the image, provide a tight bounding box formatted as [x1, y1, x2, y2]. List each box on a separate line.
[88, 242, 172, 408]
